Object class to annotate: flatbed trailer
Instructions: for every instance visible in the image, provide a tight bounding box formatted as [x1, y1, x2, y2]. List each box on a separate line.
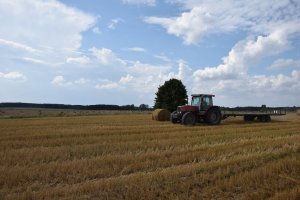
[221, 109, 286, 122]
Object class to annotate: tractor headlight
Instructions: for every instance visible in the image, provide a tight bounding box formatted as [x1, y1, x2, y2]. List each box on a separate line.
[177, 107, 181, 113]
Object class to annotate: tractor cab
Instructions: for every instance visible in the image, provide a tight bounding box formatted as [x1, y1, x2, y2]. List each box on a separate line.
[191, 94, 214, 111]
[171, 94, 221, 125]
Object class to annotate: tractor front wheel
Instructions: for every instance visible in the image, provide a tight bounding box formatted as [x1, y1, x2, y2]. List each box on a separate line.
[170, 111, 178, 124]
[182, 112, 196, 126]
[205, 108, 221, 125]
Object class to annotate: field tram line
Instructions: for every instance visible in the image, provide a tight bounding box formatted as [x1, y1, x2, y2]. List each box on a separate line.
[0, 132, 298, 168]
[3, 150, 296, 200]
[0, 137, 297, 190]
[197, 156, 300, 199]
[1, 130, 298, 166]
[1, 123, 299, 152]
[0, 115, 298, 141]
[1, 120, 299, 152]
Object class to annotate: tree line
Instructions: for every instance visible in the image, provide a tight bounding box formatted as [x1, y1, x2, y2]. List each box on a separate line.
[0, 102, 151, 111]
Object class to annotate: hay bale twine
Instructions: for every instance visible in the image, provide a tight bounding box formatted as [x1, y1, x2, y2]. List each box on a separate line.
[152, 109, 171, 121]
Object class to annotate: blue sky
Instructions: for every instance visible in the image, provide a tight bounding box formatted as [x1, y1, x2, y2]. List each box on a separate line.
[0, 0, 299, 107]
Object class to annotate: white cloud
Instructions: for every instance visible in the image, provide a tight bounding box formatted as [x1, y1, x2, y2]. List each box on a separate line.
[66, 56, 91, 66]
[22, 57, 49, 65]
[74, 78, 90, 85]
[89, 47, 126, 66]
[92, 27, 101, 34]
[0, 71, 27, 81]
[0, 0, 96, 64]
[268, 58, 300, 70]
[52, 76, 91, 86]
[126, 47, 147, 52]
[117, 60, 191, 93]
[128, 61, 171, 75]
[193, 28, 295, 81]
[0, 38, 38, 53]
[94, 61, 174, 94]
[119, 74, 134, 84]
[212, 70, 300, 94]
[154, 54, 171, 62]
[172, 59, 192, 81]
[123, 0, 156, 6]
[95, 82, 120, 90]
[191, 33, 299, 98]
[145, 0, 300, 44]
[108, 18, 124, 30]
[191, 69, 300, 107]
[51, 76, 72, 87]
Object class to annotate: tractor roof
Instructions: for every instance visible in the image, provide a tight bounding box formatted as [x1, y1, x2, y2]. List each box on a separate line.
[191, 94, 215, 97]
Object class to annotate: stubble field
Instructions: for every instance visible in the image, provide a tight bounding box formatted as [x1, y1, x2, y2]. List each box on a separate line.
[0, 113, 299, 199]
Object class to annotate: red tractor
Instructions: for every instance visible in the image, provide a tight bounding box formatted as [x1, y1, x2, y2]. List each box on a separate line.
[171, 94, 222, 125]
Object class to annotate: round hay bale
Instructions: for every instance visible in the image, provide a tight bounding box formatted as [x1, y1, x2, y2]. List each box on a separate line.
[152, 109, 171, 121]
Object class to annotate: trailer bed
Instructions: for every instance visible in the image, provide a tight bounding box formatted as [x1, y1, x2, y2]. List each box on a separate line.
[221, 109, 286, 117]
[220, 108, 286, 122]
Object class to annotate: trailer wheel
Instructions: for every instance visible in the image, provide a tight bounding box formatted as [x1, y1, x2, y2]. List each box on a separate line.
[182, 112, 196, 126]
[205, 108, 221, 125]
[258, 115, 271, 122]
[244, 115, 255, 122]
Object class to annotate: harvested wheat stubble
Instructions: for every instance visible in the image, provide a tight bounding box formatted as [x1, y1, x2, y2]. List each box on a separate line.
[152, 109, 171, 121]
[0, 114, 299, 200]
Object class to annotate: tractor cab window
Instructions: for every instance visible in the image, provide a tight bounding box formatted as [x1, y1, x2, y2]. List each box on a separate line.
[191, 96, 200, 106]
[201, 96, 213, 110]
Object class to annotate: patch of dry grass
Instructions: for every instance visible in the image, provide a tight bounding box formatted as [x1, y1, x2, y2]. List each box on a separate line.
[0, 114, 299, 199]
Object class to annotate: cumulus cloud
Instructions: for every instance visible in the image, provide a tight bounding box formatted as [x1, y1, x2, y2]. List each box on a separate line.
[192, 30, 300, 98]
[95, 82, 120, 90]
[141, 0, 299, 106]
[51, 76, 72, 87]
[74, 78, 90, 85]
[116, 60, 191, 93]
[268, 58, 300, 70]
[194, 28, 293, 81]
[119, 74, 134, 84]
[0, 71, 27, 81]
[92, 27, 101, 34]
[128, 61, 171, 75]
[123, 0, 156, 6]
[51, 76, 90, 87]
[108, 18, 124, 30]
[66, 56, 91, 66]
[145, 0, 300, 44]
[0, 0, 96, 65]
[89, 47, 126, 66]
[211, 70, 300, 94]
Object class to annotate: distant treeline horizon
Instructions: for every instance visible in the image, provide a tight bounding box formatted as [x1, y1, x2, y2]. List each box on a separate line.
[0, 102, 151, 111]
[0, 102, 299, 112]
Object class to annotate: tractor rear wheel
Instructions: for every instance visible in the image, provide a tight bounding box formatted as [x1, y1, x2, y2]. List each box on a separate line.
[205, 108, 221, 125]
[182, 112, 196, 126]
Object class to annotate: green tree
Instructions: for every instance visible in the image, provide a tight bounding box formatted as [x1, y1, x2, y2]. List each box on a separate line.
[154, 78, 188, 111]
